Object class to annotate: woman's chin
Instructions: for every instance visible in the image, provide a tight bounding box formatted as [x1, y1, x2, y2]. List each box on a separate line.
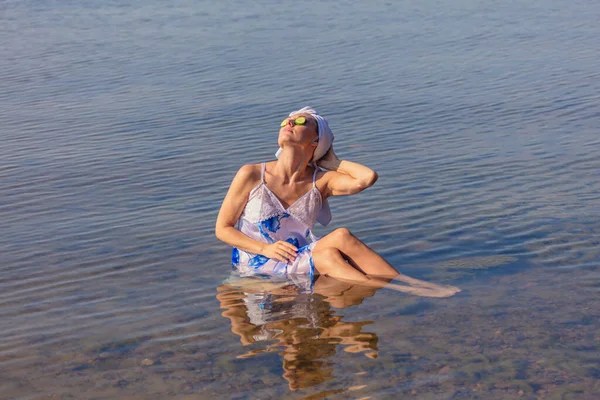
[278, 130, 293, 141]
[277, 135, 296, 149]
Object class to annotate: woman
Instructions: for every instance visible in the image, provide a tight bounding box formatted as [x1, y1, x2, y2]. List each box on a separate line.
[215, 107, 460, 297]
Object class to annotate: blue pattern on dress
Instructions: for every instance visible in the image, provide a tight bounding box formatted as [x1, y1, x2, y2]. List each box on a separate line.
[257, 223, 274, 243]
[248, 254, 269, 268]
[285, 237, 300, 249]
[231, 247, 240, 266]
[308, 255, 315, 289]
[262, 213, 289, 233]
[258, 213, 290, 243]
[296, 243, 310, 254]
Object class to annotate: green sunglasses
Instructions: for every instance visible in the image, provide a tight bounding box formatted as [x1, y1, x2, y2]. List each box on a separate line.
[280, 116, 307, 127]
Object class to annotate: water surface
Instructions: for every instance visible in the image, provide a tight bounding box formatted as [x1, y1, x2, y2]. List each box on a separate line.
[1, 0, 600, 398]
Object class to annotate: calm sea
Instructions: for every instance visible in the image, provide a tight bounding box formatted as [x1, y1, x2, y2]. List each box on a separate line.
[2, 0, 600, 398]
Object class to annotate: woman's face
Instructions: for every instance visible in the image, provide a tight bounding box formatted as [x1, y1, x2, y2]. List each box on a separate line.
[278, 113, 319, 152]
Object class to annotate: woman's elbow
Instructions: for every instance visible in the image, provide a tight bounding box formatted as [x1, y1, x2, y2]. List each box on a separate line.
[359, 171, 378, 189]
[369, 171, 379, 186]
[215, 224, 229, 242]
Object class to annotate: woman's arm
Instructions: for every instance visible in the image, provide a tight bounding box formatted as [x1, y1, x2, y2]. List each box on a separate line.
[215, 164, 266, 254]
[317, 147, 378, 198]
[215, 164, 298, 263]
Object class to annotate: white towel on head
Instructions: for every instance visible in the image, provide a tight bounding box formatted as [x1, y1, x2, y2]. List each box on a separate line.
[275, 106, 333, 226]
[275, 106, 334, 162]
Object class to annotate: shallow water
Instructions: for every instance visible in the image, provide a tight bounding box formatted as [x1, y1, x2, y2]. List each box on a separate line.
[2, 0, 600, 398]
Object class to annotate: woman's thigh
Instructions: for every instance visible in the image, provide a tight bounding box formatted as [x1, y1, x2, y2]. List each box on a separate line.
[311, 246, 366, 281]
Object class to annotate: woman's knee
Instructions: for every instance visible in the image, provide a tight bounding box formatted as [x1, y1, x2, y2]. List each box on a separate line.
[332, 227, 353, 241]
[330, 228, 362, 251]
[314, 228, 360, 255]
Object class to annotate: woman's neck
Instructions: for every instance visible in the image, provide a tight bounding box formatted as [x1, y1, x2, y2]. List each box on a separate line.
[273, 147, 314, 183]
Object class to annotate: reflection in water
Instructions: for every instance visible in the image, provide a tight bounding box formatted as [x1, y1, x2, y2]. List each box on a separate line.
[217, 275, 380, 390]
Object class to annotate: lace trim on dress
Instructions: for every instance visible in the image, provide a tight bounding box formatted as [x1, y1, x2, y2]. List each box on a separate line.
[241, 183, 322, 226]
[240, 163, 322, 227]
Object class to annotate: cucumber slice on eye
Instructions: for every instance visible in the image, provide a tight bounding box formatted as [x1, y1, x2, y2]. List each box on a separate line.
[281, 116, 307, 127]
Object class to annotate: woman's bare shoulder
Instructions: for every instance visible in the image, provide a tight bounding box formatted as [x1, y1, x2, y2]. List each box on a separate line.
[236, 163, 260, 176]
[234, 163, 262, 184]
[232, 163, 274, 193]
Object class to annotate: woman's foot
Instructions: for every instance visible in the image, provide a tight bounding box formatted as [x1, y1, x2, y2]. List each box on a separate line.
[385, 281, 461, 298]
[386, 274, 461, 296]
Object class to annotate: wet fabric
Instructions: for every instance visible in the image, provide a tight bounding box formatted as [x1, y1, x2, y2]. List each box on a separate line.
[232, 163, 323, 285]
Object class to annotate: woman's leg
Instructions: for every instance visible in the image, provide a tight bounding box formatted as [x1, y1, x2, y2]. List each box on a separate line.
[313, 228, 460, 295]
[313, 228, 403, 276]
[312, 246, 458, 297]
[313, 228, 401, 277]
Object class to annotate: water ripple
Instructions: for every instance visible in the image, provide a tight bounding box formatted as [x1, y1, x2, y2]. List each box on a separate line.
[2, 0, 600, 397]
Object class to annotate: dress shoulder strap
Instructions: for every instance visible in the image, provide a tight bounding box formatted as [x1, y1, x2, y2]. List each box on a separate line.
[312, 166, 319, 188]
[261, 162, 266, 184]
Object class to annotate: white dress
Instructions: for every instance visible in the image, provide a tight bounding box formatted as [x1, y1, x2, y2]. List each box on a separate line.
[232, 163, 323, 285]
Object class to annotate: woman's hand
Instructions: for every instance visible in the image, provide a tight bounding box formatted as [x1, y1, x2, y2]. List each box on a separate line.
[261, 241, 298, 264]
[316, 147, 341, 171]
